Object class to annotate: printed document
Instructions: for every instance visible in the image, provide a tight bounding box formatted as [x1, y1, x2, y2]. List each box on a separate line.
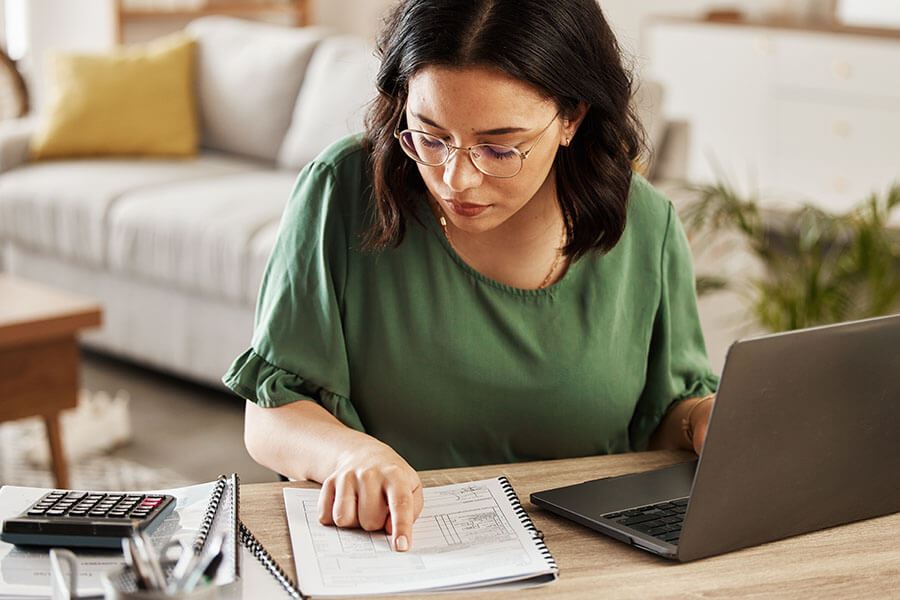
[284, 476, 557, 596]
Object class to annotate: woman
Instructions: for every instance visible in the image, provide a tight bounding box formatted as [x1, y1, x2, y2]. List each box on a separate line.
[224, 0, 718, 554]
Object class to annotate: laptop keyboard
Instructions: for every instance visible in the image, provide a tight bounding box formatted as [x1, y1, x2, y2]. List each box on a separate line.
[602, 497, 689, 545]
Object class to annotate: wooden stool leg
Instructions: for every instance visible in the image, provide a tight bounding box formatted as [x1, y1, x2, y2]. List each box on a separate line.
[44, 415, 70, 489]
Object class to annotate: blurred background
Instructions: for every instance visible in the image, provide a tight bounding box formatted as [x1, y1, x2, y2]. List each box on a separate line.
[0, 0, 897, 488]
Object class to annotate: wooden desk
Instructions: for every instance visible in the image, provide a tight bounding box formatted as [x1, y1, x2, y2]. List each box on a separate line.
[241, 450, 900, 599]
[0, 275, 102, 488]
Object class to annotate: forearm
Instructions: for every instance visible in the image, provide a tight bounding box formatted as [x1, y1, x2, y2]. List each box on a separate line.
[648, 396, 708, 452]
[244, 400, 382, 482]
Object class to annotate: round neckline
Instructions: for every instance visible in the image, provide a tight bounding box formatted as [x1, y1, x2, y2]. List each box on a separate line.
[422, 201, 582, 297]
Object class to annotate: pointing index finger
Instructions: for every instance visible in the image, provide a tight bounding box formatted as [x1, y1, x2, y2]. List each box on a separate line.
[386, 483, 418, 552]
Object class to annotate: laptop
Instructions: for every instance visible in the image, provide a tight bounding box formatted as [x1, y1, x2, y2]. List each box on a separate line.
[531, 313, 900, 562]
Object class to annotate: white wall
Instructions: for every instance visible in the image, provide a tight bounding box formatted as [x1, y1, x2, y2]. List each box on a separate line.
[0, 1, 6, 48]
[311, 0, 395, 41]
[5, 0, 116, 111]
[599, 0, 789, 69]
[6, 0, 818, 111]
[310, 0, 806, 56]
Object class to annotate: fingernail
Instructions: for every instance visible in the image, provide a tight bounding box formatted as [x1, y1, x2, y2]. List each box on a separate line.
[395, 535, 408, 551]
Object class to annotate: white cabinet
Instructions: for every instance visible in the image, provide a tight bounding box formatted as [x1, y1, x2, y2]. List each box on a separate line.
[647, 22, 774, 193]
[646, 19, 900, 212]
[772, 95, 900, 211]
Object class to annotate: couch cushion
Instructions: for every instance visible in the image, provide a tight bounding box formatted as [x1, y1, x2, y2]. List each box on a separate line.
[30, 34, 199, 160]
[107, 171, 295, 303]
[186, 17, 328, 163]
[246, 220, 281, 305]
[277, 35, 379, 170]
[0, 154, 258, 266]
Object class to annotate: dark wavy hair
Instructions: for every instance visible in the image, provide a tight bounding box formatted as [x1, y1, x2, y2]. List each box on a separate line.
[363, 0, 644, 260]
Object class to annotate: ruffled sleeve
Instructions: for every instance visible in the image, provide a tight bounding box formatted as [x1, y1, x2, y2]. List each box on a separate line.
[223, 348, 364, 432]
[222, 154, 366, 434]
[629, 202, 719, 451]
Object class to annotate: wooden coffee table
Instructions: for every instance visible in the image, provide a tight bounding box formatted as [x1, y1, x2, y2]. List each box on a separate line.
[0, 275, 102, 488]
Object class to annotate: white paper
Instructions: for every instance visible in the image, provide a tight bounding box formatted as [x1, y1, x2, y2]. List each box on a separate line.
[0, 481, 217, 598]
[284, 477, 557, 597]
[220, 545, 294, 600]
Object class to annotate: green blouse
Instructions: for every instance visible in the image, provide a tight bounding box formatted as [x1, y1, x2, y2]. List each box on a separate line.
[223, 135, 718, 470]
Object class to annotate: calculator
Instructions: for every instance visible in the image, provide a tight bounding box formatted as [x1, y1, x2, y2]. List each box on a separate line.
[0, 490, 176, 549]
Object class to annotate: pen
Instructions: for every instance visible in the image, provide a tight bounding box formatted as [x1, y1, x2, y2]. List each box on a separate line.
[201, 550, 223, 583]
[123, 537, 152, 590]
[131, 532, 166, 590]
[178, 532, 226, 593]
[138, 531, 168, 588]
[189, 549, 224, 592]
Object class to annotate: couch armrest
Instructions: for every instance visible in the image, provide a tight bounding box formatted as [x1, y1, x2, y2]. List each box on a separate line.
[650, 119, 690, 183]
[0, 117, 36, 174]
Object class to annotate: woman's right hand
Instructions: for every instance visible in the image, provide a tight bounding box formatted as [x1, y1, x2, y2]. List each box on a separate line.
[317, 439, 424, 552]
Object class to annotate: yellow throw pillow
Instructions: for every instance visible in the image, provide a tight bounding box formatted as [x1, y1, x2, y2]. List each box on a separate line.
[31, 34, 198, 159]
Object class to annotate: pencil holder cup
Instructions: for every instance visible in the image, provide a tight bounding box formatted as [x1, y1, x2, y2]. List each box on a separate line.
[101, 566, 219, 600]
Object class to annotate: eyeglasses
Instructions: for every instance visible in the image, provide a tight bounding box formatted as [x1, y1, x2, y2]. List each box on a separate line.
[394, 110, 560, 179]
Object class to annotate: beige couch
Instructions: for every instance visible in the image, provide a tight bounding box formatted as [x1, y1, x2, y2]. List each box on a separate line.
[0, 19, 726, 385]
[0, 17, 378, 386]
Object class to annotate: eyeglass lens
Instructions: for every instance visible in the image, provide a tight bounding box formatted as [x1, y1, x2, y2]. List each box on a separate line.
[399, 130, 523, 178]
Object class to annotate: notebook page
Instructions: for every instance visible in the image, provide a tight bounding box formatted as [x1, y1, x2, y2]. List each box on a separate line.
[284, 477, 556, 597]
[220, 545, 297, 600]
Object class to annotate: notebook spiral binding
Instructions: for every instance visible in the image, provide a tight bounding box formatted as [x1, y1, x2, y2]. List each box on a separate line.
[498, 476, 558, 571]
[240, 521, 305, 600]
[231, 473, 241, 577]
[193, 474, 228, 554]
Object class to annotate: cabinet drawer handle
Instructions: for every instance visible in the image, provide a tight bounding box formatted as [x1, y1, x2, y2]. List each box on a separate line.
[832, 59, 852, 80]
[754, 36, 773, 55]
[833, 120, 850, 137]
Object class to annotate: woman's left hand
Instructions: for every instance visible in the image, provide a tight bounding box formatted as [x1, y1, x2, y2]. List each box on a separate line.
[689, 396, 715, 455]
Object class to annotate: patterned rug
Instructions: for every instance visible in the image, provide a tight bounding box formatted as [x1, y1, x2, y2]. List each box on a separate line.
[0, 391, 191, 491]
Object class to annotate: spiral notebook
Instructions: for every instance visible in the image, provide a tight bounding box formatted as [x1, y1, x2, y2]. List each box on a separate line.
[199, 473, 240, 584]
[105, 473, 240, 595]
[0, 474, 239, 598]
[273, 476, 558, 597]
[224, 522, 305, 599]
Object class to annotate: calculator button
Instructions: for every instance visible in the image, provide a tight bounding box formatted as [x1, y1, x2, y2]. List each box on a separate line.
[27, 508, 47, 516]
[46, 509, 66, 516]
[66, 492, 88, 499]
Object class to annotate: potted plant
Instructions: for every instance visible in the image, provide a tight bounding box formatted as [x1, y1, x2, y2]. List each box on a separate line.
[680, 181, 900, 333]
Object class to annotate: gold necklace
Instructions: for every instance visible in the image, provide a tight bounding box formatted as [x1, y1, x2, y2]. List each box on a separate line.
[435, 205, 566, 289]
